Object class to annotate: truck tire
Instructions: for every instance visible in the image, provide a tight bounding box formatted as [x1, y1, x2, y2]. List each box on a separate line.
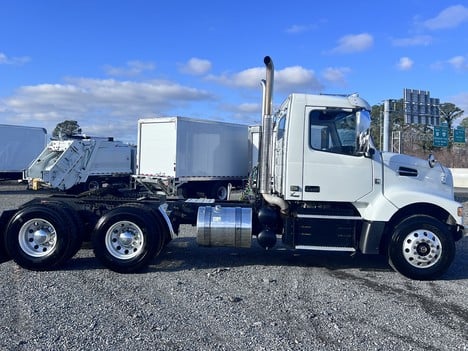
[92, 205, 163, 273]
[177, 185, 189, 199]
[40, 201, 84, 260]
[210, 182, 228, 200]
[122, 203, 167, 255]
[388, 215, 455, 280]
[0, 213, 12, 262]
[86, 179, 101, 191]
[4, 204, 80, 270]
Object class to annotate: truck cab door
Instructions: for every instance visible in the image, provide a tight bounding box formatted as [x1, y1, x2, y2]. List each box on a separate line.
[301, 107, 373, 202]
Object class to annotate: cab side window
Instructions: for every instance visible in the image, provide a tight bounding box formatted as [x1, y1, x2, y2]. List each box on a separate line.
[309, 110, 356, 155]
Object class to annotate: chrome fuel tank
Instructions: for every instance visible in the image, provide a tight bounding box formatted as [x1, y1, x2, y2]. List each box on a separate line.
[196, 206, 252, 248]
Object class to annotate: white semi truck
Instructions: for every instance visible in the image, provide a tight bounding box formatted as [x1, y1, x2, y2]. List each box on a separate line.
[134, 117, 249, 200]
[24, 136, 135, 192]
[0, 56, 465, 280]
[0, 124, 47, 178]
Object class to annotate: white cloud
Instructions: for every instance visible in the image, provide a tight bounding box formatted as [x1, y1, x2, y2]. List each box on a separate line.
[0, 52, 30, 65]
[220, 102, 262, 118]
[275, 66, 322, 91]
[0, 78, 213, 142]
[218, 102, 262, 124]
[330, 33, 373, 54]
[237, 102, 260, 113]
[285, 24, 315, 34]
[447, 56, 468, 70]
[207, 65, 323, 92]
[451, 92, 468, 117]
[322, 67, 351, 86]
[206, 67, 262, 88]
[397, 57, 414, 71]
[179, 57, 212, 75]
[104, 60, 155, 77]
[391, 35, 432, 47]
[423, 5, 468, 30]
[429, 60, 445, 71]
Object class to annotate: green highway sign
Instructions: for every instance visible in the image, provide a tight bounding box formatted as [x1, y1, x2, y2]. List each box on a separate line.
[454, 128, 466, 144]
[433, 126, 448, 147]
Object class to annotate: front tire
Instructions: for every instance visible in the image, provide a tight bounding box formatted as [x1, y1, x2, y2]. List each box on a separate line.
[92, 205, 164, 273]
[388, 215, 455, 280]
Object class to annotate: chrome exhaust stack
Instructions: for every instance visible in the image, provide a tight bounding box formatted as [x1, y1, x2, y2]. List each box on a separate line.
[259, 56, 274, 195]
[259, 56, 289, 214]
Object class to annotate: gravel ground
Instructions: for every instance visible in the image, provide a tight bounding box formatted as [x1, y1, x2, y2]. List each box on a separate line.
[0, 182, 467, 351]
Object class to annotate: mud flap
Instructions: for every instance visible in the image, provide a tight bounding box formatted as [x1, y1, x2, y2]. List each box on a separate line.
[0, 210, 16, 263]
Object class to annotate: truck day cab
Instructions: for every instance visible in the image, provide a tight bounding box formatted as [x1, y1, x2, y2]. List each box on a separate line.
[0, 57, 466, 280]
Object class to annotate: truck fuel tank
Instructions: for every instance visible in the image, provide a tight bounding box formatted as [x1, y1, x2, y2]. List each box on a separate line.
[196, 206, 252, 248]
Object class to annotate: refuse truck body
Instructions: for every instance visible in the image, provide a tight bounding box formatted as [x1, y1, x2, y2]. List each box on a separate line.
[24, 136, 135, 192]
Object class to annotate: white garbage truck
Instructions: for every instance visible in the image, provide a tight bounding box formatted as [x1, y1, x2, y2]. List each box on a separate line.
[24, 136, 135, 192]
[0, 56, 465, 280]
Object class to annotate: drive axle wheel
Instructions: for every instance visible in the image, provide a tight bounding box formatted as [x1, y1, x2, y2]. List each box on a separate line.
[105, 220, 145, 260]
[92, 204, 164, 273]
[4, 204, 80, 270]
[18, 218, 57, 258]
[388, 215, 455, 280]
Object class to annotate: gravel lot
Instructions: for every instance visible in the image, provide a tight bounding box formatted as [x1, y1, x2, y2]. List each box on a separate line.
[0, 182, 467, 351]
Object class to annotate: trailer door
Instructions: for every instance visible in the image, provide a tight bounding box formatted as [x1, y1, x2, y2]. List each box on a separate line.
[138, 119, 177, 177]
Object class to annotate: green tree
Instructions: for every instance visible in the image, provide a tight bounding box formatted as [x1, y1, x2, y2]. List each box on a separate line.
[52, 120, 81, 138]
[460, 117, 468, 128]
[370, 104, 382, 149]
[369, 99, 406, 151]
[439, 103, 464, 149]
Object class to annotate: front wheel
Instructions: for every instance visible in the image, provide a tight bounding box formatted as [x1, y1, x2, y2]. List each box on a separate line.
[92, 205, 164, 273]
[388, 215, 455, 280]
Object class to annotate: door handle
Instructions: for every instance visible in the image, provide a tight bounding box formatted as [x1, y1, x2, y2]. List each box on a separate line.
[305, 186, 320, 192]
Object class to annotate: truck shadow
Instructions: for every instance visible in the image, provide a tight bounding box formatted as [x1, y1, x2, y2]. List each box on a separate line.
[147, 237, 468, 280]
[55, 237, 468, 280]
[57, 238, 391, 274]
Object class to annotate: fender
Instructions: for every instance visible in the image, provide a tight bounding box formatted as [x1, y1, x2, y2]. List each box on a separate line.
[158, 203, 176, 239]
[384, 190, 463, 226]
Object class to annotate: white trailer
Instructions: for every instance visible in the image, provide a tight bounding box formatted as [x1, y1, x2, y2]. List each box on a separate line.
[134, 117, 249, 200]
[24, 136, 135, 192]
[0, 124, 47, 177]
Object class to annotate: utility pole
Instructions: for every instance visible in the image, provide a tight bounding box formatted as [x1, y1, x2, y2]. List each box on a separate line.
[382, 100, 390, 152]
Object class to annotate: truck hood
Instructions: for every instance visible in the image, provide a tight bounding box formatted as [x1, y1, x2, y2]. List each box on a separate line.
[381, 152, 454, 200]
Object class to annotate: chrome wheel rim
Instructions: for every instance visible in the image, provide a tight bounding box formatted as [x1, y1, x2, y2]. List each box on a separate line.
[105, 221, 144, 260]
[18, 218, 57, 258]
[402, 229, 442, 268]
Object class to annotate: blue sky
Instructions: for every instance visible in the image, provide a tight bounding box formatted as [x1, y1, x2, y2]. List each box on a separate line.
[1, 1, 468, 143]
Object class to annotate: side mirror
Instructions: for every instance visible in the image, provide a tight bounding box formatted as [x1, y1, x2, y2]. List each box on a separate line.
[355, 110, 372, 156]
[428, 154, 437, 168]
[356, 110, 371, 136]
